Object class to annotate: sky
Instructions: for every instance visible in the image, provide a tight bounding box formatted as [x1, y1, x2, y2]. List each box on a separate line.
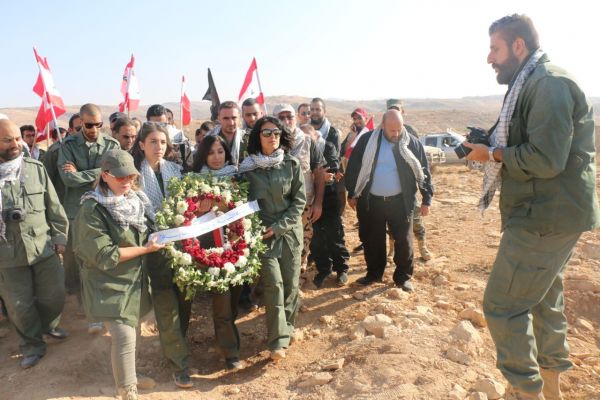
[1, 0, 598, 108]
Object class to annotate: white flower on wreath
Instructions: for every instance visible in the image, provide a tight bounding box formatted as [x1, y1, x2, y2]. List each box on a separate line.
[167, 246, 180, 258]
[242, 218, 252, 230]
[223, 262, 235, 275]
[235, 201, 243, 208]
[243, 248, 250, 257]
[222, 242, 232, 251]
[213, 186, 221, 196]
[176, 201, 188, 214]
[174, 215, 185, 226]
[207, 267, 220, 277]
[178, 253, 193, 265]
[231, 274, 242, 285]
[235, 255, 247, 267]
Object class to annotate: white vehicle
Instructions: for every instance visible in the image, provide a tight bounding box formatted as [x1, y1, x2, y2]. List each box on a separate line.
[419, 130, 466, 164]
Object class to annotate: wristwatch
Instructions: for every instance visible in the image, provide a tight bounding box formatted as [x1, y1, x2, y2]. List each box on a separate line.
[488, 147, 496, 162]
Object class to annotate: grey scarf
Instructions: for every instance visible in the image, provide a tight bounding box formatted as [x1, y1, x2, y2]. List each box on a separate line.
[208, 125, 245, 166]
[316, 118, 332, 141]
[199, 163, 238, 177]
[238, 148, 285, 173]
[80, 187, 152, 232]
[0, 155, 24, 240]
[139, 159, 182, 212]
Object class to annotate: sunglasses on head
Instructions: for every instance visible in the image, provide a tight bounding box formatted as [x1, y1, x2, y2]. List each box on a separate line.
[84, 121, 103, 129]
[260, 129, 282, 138]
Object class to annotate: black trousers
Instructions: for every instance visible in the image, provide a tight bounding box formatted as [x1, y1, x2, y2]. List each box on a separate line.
[357, 194, 413, 284]
[310, 187, 350, 276]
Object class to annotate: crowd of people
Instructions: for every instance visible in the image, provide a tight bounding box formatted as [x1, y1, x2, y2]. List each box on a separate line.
[0, 13, 598, 400]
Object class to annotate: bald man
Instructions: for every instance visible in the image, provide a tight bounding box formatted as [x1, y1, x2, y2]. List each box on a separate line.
[345, 110, 433, 291]
[0, 119, 69, 369]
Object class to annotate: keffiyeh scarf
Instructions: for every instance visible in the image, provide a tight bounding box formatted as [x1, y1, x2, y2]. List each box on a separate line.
[208, 125, 244, 166]
[139, 159, 182, 212]
[238, 148, 285, 173]
[80, 187, 152, 232]
[0, 155, 23, 240]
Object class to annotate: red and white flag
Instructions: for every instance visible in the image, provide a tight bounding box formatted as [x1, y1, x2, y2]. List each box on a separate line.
[34, 96, 52, 140]
[181, 75, 191, 126]
[238, 57, 265, 106]
[344, 115, 375, 160]
[32, 47, 66, 129]
[119, 54, 140, 113]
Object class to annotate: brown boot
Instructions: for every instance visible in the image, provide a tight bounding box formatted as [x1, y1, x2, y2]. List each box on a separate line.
[505, 386, 545, 400]
[418, 240, 433, 261]
[540, 368, 563, 400]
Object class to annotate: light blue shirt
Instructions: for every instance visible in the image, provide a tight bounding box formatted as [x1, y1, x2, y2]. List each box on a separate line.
[369, 136, 402, 196]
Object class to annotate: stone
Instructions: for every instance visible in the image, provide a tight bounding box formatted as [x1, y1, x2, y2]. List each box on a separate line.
[415, 305, 433, 315]
[433, 274, 449, 286]
[387, 288, 407, 299]
[435, 300, 454, 310]
[469, 392, 488, 400]
[293, 328, 306, 342]
[349, 324, 367, 340]
[226, 387, 241, 395]
[362, 314, 393, 338]
[455, 284, 471, 291]
[459, 308, 487, 328]
[353, 292, 366, 301]
[448, 384, 468, 400]
[300, 304, 310, 313]
[342, 294, 352, 300]
[297, 372, 333, 388]
[137, 376, 156, 390]
[322, 358, 345, 371]
[382, 325, 402, 338]
[474, 378, 505, 399]
[446, 346, 472, 365]
[450, 321, 483, 346]
[575, 318, 594, 332]
[319, 315, 334, 326]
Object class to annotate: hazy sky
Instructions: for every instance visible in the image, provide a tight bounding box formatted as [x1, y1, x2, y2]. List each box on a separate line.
[1, 0, 598, 108]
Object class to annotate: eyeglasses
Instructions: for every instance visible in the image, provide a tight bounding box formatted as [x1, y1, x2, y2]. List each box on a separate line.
[278, 115, 294, 121]
[143, 121, 167, 127]
[106, 173, 137, 182]
[300, 111, 311, 116]
[260, 129, 282, 138]
[84, 121, 103, 129]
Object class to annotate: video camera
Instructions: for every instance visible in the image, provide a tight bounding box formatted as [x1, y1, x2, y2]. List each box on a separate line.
[454, 126, 490, 159]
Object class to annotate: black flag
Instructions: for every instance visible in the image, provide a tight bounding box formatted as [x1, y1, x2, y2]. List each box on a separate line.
[202, 68, 220, 122]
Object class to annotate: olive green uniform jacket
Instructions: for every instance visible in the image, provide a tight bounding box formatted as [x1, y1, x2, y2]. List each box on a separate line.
[73, 198, 151, 327]
[42, 141, 65, 203]
[500, 54, 600, 233]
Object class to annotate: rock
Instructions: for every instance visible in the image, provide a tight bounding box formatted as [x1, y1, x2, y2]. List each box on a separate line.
[575, 318, 594, 331]
[382, 325, 402, 338]
[469, 392, 488, 400]
[293, 328, 306, 342]
[459, 308, 487, 328]
[355, 310, 369, 321]
[300, 304, 309, 313]
[297, 372, 333, 388]
[362, 314, 393, 338]
[446, 346, 472, 365]
[226, 387, 241, 395]
[415, 305, 433, 315]
[322, 358, 345, 371]
[434, 300, 454, 310]
[474, 378, 505, 399]
[319, 315, 334, 326]
[353, 292, 366, 301]
[455, 284, 471, 291]
[433, 274, 449, 286]
[137, 376, 156, 390]
[311, 328, 322, 337]
[342, 294, 352, 300]
[387, 288, 407, 299]
[448, 384, 468, 400]
[349, 324, 366, 340]
[450, 321, 483, 346]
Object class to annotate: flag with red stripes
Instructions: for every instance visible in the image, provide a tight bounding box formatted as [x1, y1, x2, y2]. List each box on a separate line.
[238, 57, 264, 105]
[181, 75, 191, 126]
[119, 54, 140, 112]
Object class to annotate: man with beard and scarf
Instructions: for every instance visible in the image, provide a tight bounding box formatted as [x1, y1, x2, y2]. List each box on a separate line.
[241, 98, 264, 132]
[274, 104, 325, 273]
[345, 110, 432, 292]
[0, 119, 69, 369]
[464, 14, 599, 400]
[209, 101, 248, 167]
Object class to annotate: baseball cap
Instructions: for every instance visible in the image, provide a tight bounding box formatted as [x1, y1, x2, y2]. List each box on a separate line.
[109, 112, 128, 123]
[272, 103, 295, 117]
[386, 99, 403, 111]
[351, 107, 367, 119]
[100, 149, 139, 177]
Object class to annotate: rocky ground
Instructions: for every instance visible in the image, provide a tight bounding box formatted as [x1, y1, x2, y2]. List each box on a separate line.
[1, 164, 599, 400]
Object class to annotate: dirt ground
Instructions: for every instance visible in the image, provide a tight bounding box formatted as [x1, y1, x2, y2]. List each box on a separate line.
[1, 164, 599, 400]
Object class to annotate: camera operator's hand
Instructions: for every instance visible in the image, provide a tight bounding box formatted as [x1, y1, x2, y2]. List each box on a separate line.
[348, 197, 357, 210]
[55, 244, 66, 255]
[463, 142, 490, 162]
[324, 172, 335, 183]
[420, 205, 430, 217]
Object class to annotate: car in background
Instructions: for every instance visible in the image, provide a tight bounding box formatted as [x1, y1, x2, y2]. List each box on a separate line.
[419, 130, 466, 164]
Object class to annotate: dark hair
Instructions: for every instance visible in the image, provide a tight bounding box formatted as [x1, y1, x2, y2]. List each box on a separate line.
[68, 113, 80, 129]
[166, 108, 173, 116]
[50, 127, 68, 141]
[310, 97, 326, 111]
[193, 134, 233, 172]
[199, 121, 215, 133]
[246, 116, 293, 155]
[489, 14, 540, 52]
[19, 125, 35, 136]
[130, 122, 176, 170]
[241, 98, 258, 108]
[112, 117, 137, 133]
[218, 101, 239, 114]
[80, 103, 101, 117]
[297, 103, 309, 112]
[146, 104, 167, 120]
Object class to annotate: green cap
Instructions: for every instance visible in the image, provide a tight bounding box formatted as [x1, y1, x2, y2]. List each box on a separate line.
[100, 149, 139, 177]
[386, 98, 403, 111]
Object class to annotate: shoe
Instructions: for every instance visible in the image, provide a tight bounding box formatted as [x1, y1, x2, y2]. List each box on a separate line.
[173, 369, 193, 388]
[336, 272, 349, 285]
[505, 386, 545, 400]
[44, 327, 69, 339]
[88, 322, 104, 335]
[356, 276, 381, 286]
[20, 354, 43, 369]
[418, 240, 433, 261]
[118, 384, 138, 400]
[239, 297, 258, 312]
[398, 280, 414, 292]
[353, 243, 364, 252]
[225, 357, 243, 370]
[540, 368, 563, 400]
[313, 272, 329, 288]
[270, 348, 286, 361]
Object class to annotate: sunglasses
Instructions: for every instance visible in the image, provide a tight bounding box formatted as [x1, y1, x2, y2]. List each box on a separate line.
[106, 173, 137, 182]
[84, 121, 103, 129]
[300, 111, 311, 116]
[278, 115, 294, 121]
[260, 129, 282, 138]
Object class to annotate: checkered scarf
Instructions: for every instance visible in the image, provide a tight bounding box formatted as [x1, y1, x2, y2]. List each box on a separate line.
[479, 49, 545, 211]
[208, 125, 244, 166]
[80, 187, 152, 232]
[0, 155, 23, 240]
[238, 148, 285, 173]
[353, 128, 424, 198]
[140, 159, 182, 212]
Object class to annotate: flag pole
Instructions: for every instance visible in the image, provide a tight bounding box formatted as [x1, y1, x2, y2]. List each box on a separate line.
[253, 58, 268, 115]
[46, 123, 50, 149]
[180, 75, 184, 131]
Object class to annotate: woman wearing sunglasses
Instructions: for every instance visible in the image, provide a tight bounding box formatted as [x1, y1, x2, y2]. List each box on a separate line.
[73, 150, 164, 400]
[130, 122, 193, 388]
[238, 116, 306, 361]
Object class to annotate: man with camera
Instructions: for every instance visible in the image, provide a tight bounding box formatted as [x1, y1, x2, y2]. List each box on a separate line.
[0, 119, 69, 369]
[464, 14, 599, 400]
[345, 109, 432, 292]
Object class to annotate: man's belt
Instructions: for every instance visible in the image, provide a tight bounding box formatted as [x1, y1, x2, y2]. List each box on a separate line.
[369, 193, 402, 202]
